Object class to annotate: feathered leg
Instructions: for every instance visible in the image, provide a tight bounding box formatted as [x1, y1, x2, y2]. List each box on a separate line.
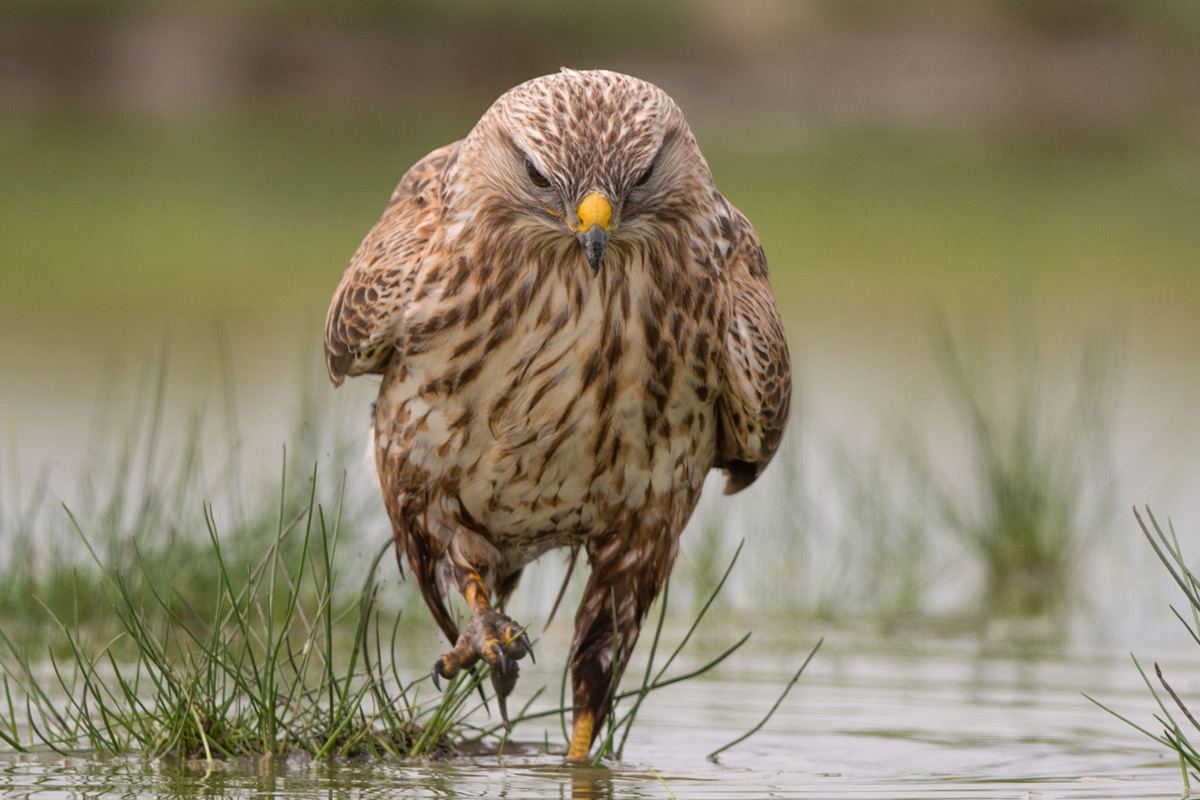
[567, 534, 676, 760]
[379, 452, 534, 728]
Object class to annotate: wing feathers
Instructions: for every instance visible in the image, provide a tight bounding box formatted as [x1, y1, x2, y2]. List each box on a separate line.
[324, 141, 462, 385]
[715, 205, 792, 494]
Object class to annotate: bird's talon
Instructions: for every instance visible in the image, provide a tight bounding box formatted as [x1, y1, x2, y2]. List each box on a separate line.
[432, 608, 529, 706]
[431, 662, 443, 692]
[492, 642, 511, 673]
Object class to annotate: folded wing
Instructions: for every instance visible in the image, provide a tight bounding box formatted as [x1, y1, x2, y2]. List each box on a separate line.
[324, 141, 461, 385]
[714, 204, 793, 494]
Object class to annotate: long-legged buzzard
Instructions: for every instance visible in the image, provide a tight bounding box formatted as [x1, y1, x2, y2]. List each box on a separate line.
[325, 68, 791, 760]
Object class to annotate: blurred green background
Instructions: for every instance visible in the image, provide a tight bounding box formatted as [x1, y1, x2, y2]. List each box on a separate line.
[2, 1, 1199, 622]
[3, 0, 1198, 333]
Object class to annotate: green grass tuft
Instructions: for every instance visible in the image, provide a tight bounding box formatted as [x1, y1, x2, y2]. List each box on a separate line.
[1087, 506, 1200, 793]
[0, 462, 485, 760]
[922, 319, 1118, 615]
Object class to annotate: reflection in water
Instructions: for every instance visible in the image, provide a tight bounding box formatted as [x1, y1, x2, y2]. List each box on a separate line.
[568, 766, 613, 800]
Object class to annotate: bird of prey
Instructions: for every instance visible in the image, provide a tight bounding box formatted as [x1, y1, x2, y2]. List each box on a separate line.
[325, 69, 790, 760]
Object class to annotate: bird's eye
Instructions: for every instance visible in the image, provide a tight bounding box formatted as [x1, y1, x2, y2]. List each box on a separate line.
[635, 164, 654, 187]
[525, 159, 551, 188]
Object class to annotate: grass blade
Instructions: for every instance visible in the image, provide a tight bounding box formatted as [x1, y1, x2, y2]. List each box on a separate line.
[708, 637, 823, 761]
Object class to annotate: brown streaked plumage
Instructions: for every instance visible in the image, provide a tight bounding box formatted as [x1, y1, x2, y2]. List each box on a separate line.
[324, 68, 791, 760]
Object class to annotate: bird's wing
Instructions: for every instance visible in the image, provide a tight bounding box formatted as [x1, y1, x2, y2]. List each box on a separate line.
[714, 203, 793, 494]
[324, 141, 462, 386]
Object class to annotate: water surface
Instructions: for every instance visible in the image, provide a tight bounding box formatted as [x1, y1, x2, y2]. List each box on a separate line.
[0, 629, 1183, 799]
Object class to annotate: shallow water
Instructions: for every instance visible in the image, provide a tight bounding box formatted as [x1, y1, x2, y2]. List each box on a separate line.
[0, 629, 1185, 799]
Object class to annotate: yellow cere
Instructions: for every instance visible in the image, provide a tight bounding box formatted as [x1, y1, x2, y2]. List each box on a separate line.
[576, 192, 613, 233]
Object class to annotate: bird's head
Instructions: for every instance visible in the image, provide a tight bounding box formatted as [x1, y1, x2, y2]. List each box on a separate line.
[457, 69, 715, 276]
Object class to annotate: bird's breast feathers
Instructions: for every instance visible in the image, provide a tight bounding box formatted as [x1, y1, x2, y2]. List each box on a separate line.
[376, 247, 720, 543]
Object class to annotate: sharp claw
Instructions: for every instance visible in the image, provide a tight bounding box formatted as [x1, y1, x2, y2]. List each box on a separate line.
[492, 641, 511, 674]
[431, 662, 442, 692]
[497, 692, 512, 732]
[524, 634, 536, 665]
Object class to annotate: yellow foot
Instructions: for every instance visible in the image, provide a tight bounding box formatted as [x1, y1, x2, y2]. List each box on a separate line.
[430, 608, 533, 728]
[566, 711, 594, 761]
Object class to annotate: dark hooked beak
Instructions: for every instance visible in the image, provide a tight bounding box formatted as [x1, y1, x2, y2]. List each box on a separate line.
[574, 191, 613, 276]
[577, 225, 610, 276]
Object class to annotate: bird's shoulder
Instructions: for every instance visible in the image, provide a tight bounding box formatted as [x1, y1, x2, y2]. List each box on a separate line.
[715, 197, 770, 282]
[324, 140, 463, 386]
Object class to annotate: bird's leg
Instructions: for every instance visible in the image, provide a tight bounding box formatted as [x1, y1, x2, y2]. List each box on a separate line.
[567, 537, 675, 761]
[430, 571, 532, 729]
